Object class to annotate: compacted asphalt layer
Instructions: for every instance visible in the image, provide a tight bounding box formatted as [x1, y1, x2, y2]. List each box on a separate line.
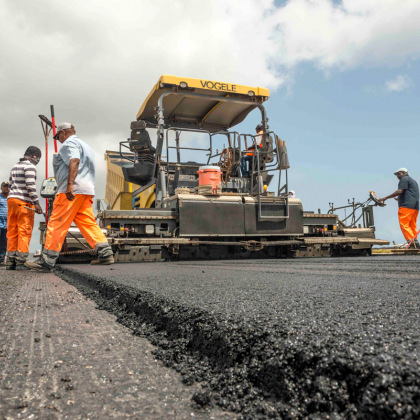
[54, 255, 420, 419]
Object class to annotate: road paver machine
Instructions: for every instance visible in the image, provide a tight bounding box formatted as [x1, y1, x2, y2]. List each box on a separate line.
[88, 75, 388, 262]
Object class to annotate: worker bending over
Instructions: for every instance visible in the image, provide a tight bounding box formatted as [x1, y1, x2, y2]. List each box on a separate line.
[379, 168, 419, 248]
[7, 147, 43, 270]
[26, 123, 113, 271]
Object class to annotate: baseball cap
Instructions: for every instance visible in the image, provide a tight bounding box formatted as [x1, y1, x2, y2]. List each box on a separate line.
[1, 181, 9, 187]
[54, 122, 73, 139]
[394, 167, 408, 175]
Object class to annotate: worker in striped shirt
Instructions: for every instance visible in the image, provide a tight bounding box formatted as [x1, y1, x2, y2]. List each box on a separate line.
[6, 146, 43, 270]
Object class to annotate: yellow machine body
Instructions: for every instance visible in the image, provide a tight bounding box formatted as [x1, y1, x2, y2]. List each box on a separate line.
[133, 184, 156, 209]
[104, 151, 140, 210]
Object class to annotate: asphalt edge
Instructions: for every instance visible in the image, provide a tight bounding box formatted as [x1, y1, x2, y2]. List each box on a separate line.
[55, 266, 416, 419]
[57, 266, 276, 415]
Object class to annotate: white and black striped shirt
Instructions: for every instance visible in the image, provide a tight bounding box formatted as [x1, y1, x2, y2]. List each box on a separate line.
[8, 159, 39, 205]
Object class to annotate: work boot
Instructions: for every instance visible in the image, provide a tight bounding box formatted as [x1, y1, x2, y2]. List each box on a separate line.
[5, 260, 16, 270]
[24, 258, 53, 272]
[90, 255, 114, 265]
[408, 238, 418, 249]
[15, 261, 31, 271]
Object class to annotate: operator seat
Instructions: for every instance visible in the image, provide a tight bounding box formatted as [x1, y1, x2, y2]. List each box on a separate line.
[122, 120, 155, 185]
[244, 134, 274, 176]
[259, 134, 274, 164]
[129, 120, 156, 154]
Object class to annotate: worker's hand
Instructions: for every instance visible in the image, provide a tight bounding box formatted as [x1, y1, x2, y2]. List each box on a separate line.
[65, 185, 75, 201]
[34, 204, 43, 214]
[378, 198, 386, 204]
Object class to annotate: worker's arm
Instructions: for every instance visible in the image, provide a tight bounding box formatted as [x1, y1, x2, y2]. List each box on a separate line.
[65, 158, 80, 201]
[379, 189, 404, 203]
[24, 164, 43, 213]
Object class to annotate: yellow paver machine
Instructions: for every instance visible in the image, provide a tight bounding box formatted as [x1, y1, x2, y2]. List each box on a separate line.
[67, 75, 390, 262]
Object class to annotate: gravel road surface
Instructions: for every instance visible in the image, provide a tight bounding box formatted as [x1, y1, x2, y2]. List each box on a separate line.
[56, 256, 420, 419]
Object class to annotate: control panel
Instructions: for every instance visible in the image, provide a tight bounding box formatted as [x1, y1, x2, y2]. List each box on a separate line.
[40, 178, 58, 198]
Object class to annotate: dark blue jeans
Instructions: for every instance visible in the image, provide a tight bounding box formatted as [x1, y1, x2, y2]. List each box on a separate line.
[240, 156, 253, 177]
[0, 227, 7, 262]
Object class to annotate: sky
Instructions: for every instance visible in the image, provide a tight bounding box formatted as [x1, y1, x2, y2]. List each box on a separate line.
[1, 0, 419, 250]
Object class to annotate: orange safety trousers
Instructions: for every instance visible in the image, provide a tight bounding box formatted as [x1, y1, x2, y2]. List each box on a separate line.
[398, 207, 419, 241]
[44, 194, 107, 252]
[7, 198, 35, 258]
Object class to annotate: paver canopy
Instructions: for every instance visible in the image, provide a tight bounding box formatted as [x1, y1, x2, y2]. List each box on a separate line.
[136, 75, 270, 133]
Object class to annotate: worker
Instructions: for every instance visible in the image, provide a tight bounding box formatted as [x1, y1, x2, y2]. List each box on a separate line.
[240, 124, 264, 177]
[6, 147, 43, 270]
[379, 168, 419, 248]
[288, 190, 296, 199]
[25, 122, 114, 271]
[0, 181, 10, 265]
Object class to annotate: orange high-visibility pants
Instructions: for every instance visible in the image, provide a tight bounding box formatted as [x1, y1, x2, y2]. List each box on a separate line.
[44, 194, 107, 253]
[7, 198, 35, 261]
[398, 207, 419, 241]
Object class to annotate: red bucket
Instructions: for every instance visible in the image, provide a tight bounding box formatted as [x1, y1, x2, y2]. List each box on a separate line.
[197, 166, 221, 190]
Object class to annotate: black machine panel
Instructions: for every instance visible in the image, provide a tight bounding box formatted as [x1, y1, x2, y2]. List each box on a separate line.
[179, 200, 245, 236]
[244, 202, 303, 235]
[178, 199, 304, 237]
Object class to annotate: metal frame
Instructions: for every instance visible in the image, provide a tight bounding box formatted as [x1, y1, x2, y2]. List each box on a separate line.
[154, 90, 269, 171]
[242, 131, 289, 221]
[154, 90, 289, 221]
[328, 197, 376, 228]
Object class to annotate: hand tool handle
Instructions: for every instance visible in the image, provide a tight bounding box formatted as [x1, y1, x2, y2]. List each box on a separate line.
[24, 206, 46, 217]
[51, 105, 58, 153]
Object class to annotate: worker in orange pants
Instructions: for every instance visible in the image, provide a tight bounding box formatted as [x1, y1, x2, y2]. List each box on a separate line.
[379, 168, 419, 248]
[40, 193, 110, 267]
[25, 122, 113, 271]
[6, 146, 44, 270]
[6, 198, 35, 263]
[398, 207, 419, 242]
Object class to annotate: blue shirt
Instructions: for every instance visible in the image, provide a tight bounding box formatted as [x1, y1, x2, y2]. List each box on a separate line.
[0, 193, 7, 229]
[53, 135, 96, 196]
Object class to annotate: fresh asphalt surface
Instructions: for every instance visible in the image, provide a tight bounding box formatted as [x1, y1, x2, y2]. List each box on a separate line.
[59, 256, 420, 419]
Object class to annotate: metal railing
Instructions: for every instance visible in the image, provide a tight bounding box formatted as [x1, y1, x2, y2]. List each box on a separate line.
[242, 131, 289, 221]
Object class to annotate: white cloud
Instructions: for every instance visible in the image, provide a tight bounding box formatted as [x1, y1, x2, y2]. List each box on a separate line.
[385, 75, 412, 92]
[269, 0, 420, 70]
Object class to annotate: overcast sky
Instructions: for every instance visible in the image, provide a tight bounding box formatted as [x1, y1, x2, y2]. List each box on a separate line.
[1, 0, 419, 249]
